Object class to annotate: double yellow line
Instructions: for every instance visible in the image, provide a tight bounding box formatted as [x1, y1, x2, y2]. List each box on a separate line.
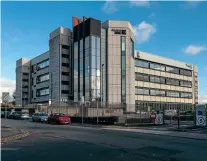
[1, 131, 31, 143]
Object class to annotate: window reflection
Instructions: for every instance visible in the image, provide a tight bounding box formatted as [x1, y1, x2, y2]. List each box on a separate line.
[36, 88, 49, 97]
[36, 59, 49, 70]
[36, 73, 49, 83]
[135, 60, 149, 68]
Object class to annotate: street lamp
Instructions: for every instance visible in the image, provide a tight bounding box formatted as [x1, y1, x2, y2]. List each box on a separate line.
[101, 64, 104, 107]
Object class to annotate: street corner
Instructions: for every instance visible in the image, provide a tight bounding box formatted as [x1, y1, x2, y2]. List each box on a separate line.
[1, 128, 31, 144]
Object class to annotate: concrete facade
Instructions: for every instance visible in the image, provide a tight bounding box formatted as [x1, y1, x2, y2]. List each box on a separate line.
[49, 27, 73, 106]
[102, 20, 135, 112]
[134, 51, 198, 111]
[16, 27, 73, 108]
[15, 17, 198, 114]
[16, 58, 31, 108]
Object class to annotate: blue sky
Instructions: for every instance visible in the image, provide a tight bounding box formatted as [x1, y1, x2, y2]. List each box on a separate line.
[1, 1, 207, 103]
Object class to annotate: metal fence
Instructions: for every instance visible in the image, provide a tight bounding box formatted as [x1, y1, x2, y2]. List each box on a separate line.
[24, 102, 206, 126]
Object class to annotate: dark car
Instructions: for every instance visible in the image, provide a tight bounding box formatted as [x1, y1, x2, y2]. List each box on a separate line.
[47, 113, 71, 124]
[12, 112, 22, 119]
[1, 111, 10, 118]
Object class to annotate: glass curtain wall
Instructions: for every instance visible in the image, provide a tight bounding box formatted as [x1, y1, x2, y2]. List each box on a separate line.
[90, 36, 101, 101]
[74, 36, 100, 102]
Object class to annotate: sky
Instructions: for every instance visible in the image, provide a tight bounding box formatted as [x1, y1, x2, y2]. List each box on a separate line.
[1, 1, 207, 103]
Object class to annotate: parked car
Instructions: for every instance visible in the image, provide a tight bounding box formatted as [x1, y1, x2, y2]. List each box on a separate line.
[11, 111, 22, 119]
[20, 111, 30, 120]
[1, 111, 10, 118]
[32, 112, 48, 122]
[8, 112, 16, 119]
[11, 111, 29, 120]
[47, 113, 71, 124]
[1, 111, 4, 117]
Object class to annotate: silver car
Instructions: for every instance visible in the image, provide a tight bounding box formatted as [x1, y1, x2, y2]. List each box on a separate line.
[32, 112, 48, 122]
[20, 112, 30, 120]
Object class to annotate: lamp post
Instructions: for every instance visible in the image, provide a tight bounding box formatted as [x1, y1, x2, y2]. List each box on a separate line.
[101, 64, 104, 107]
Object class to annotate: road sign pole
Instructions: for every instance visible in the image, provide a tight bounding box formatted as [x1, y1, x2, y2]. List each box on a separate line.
[178, 108, 180, 130]
[82, 103, 83, 124]
[81, 96, 84, 125]
[97, 99, 99, 124]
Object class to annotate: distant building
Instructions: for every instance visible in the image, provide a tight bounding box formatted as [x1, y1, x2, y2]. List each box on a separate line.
[2, 92, 9, 103]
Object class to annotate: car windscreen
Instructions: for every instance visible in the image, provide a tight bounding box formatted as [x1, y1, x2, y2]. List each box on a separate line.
[39, 113, 48, 116]
[56, 113, 65, 116]
[22, 112, 29, 115]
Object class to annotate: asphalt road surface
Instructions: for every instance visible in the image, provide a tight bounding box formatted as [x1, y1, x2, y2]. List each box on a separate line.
[2, 119, 207, 161]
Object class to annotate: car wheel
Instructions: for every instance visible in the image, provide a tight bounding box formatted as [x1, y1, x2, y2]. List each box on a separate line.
[32, 118, 35, 122]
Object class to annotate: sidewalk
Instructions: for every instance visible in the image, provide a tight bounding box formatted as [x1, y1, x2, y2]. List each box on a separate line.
[102, 126, 207, 140]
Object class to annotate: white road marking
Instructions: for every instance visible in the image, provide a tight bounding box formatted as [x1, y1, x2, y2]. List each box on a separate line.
[1, 148, 21, 151]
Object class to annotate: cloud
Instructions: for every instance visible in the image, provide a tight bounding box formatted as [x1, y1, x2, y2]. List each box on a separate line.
[184, 45, 207, 55]
[0, 77, 16, 103]
[133, 21, 156, 44]
[184, 1, 201, 8]
[198, 95, 207, 104]
[102, 1, 118, 14]
[130, 0, 150, 7]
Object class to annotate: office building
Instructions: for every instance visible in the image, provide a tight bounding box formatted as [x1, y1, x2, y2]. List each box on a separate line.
[16, 27, 73, 108]
[134, 51, 198, 111]
[15, 16, 198, 113]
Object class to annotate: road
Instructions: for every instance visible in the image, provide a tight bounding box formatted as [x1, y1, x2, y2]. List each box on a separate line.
[1, 119, 207, 161]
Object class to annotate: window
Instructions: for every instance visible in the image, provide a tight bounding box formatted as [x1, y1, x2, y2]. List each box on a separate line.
[135, 60, 149, 68]
[181, 92, 192, 98]
[91, 36, 96, 49]
[91, 55, 96, 69]
[22, 79, 28, 82]
[85, 56, 89, 70]
[180, 80, 192, 87]
[121, 37, 126, 52]
[74, 42, 78, 56]
[23, 73, 29, 76]
[85, 36, 90, 49]
[130, 39, 134, 57]
[150, 63, 165, 71]
[80, 39, 83, 51]
[150, 89, 165, 96]
[135, 88, 149, 95]
[62, 45, 69, 50]
[62, 81, 69, 85]
[180, 69, 192, 76]
[166, 91, 180, 97]
[121, 36, 126, 110]
[36, 59, 49, 70]
[166, 78, 179, 86]
[62, 90, 69, 94]
[97, 37, 100, 49]
[62, 72, 69, 76]
[62, 63, 69, 67]
[62, 54, 69, 58]
[135, 73, 149, 81]
[36, 88, 49, 97]
[150, 76, 165, 84]
[166, 66, 179, 74]
[36, 73, 49, 83]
